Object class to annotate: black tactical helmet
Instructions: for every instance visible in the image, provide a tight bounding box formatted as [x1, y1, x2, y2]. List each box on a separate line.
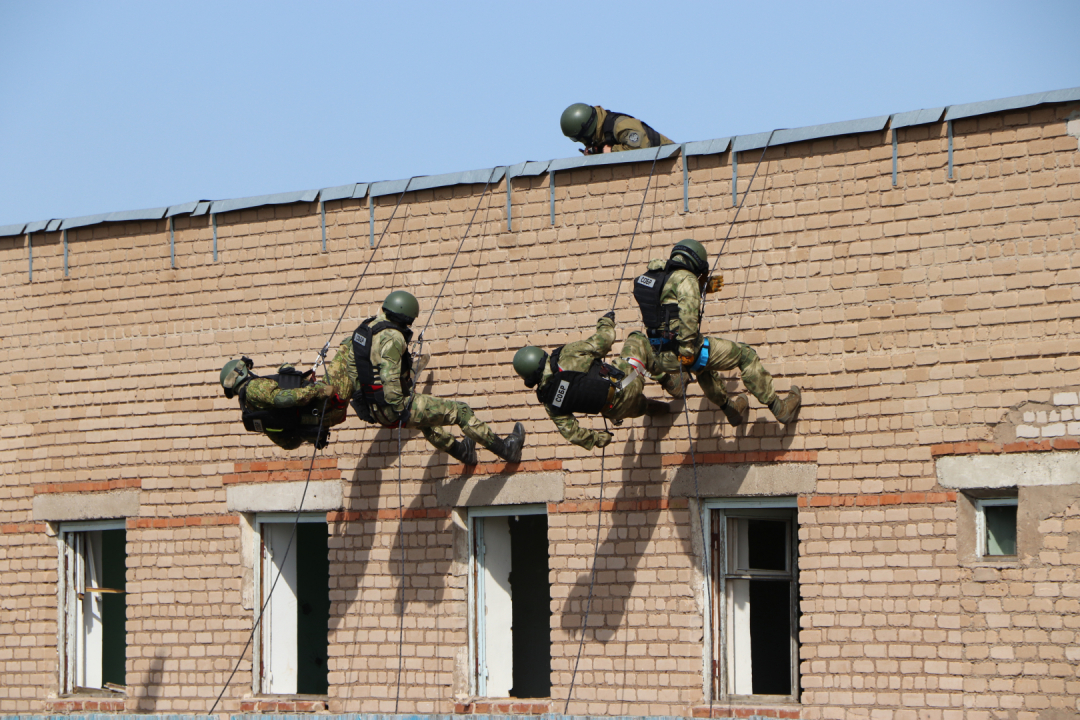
[670, 239, 709, 276]
[219, 357, 254, 399]
[513, 346, 548, 388]
[560, 103, 597, 143]
[383, 290, 420, 324]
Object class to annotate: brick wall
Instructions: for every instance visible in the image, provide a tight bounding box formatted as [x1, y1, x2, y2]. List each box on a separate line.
[1, 101, 1078, 719]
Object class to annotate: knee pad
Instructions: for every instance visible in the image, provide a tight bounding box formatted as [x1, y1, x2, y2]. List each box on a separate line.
[738, 342, 759, 370]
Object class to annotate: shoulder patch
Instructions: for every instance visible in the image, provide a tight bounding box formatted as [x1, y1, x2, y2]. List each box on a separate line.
[625, 131, 641, 146]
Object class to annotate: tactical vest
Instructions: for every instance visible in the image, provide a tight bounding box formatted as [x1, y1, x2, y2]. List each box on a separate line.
[350, 317, 414, 424]
[536, 346, 623, 416]
[239, 367, 318, 434]
[600, 110, 663, 149]
[632, 262, 681, 350]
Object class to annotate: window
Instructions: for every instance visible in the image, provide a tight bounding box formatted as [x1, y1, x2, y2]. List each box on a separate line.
[708, 499, 799, 702]
[256, 514, 329, 695]
[976, 497, 1018, 558]
[469, 505, 551, 698]
[58, 521, 127, 693]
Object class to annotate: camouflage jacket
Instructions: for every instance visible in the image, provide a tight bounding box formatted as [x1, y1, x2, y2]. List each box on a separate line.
[243, 359, 350, 427]
[648, 258, 706, 367]
[537, 316, 629, 451]
[341, 312, 412, 426]
[590, 106, 673, 153]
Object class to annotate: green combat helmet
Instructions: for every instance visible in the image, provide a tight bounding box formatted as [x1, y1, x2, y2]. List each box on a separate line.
[560, 103, 597, 143]
[670, 238, 708, 276]
[383, 290, 419, 324]
[513, 346, 548, 388]
[219, 357, 253, 398]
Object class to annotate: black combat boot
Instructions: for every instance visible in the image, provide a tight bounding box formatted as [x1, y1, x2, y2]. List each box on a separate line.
[485, 422, 526, 463]
[720, 395, 749, 427]
[448, 438, 477, 465]
[769, 386, 802, 425]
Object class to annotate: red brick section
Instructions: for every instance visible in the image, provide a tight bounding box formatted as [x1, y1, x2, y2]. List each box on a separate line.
[328, 507, 452, 522]
[448, 459, 563, 475]
[1, 522, 46, 534]
[224, 457, 339, 484]
[663, 450, 818, 466]
[798, 492, 956, 508]
[931, 438, 1080, 456]
[454, 700, 550, 714]
[127, 515, 240, 529]
[46, 698, 126, 712]
[692, 707, 800, 719]
[550, 497, 689, 514]
[240, 699, 330, 713]
[34, 477, 141, 494]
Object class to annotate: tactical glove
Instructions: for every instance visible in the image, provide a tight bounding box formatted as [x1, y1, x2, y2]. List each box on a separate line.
[705, 275, 724, 294]
[595, 431, 614, 448]
[602, 311, 615, 321]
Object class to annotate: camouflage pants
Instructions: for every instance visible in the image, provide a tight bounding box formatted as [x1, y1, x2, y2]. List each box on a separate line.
[631, 334, 777, 408]
[606, 332, 652, 422]
[405, 393, 498, 452]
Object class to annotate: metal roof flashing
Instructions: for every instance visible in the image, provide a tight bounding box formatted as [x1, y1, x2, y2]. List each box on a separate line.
[3, 86, 1077, 233]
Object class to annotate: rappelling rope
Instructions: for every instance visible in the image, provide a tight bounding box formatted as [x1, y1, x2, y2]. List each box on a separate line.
[209, 180, 413, 714]
[392, 168, 500, 712]
[565, 147, 660, 712]
[564, 417, 608, 715]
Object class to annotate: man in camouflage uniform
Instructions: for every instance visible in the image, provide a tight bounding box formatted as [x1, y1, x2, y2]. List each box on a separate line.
[347, 290, 525, 465]
[219, 352, 352, 450]
[512, 312, 666, 451]
[632, 239, 802, 426]
[560, 103, 673, 155]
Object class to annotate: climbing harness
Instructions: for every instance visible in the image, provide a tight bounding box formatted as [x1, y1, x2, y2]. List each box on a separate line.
[210, 180, 414, 715]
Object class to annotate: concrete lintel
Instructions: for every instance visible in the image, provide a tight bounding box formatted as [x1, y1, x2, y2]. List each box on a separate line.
[936, 452, 1080, 489]
[33, 489, 139, 522]
[667, 462, 817, 498]
[225, 480, 343, 513]
[437, 471, 565, 507]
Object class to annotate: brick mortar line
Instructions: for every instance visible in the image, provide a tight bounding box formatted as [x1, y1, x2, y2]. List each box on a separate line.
[34, 477, 142, 494]
[799, 491, 957, 508]
[127, 515, 240, 529]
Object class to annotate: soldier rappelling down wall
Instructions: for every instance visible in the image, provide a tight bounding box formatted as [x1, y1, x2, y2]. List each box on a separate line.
[219, 355, 352, 450]
[512, 312, 669, 451]
[347, 290, 526, 465]
[560, 103, 673, 155]
[633, 239, 802, 426]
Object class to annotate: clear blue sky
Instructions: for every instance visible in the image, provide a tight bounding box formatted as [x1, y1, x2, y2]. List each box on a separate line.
[2, 0, 1078, 227]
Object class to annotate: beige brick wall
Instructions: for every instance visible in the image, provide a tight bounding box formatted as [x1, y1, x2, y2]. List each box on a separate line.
[1, 102, 1079, 718]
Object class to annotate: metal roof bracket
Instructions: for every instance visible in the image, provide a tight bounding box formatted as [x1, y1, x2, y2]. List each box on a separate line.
[169, 217, 175, 269]
[63, 229, 68, 277]
[369, 194, 375, 248]
[549, 172, 555, 226]
[892, 128, 898, 187]
[732, 149, 738, 207]
[682, 145, 689, 213]
[320, 201, 327, 253]
[506, 175, 512, 231]
[27, 232, 32, 282]
[212, 214, 218, 262]
[947, 120, 954, 180]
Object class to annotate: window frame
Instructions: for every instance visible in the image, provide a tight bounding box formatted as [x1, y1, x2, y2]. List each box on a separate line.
[974, 496, 1019, 559]
[252, 512, 329, 696]
[704, 497, 799, 704]
[57, 519, 127, 695]
[467, 504, 548, 698]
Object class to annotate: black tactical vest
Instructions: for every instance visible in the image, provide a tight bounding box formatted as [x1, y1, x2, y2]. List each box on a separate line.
[632, 262, 681, 349]
[536, 346, 622, 416]
[350, 317, 414, 424]
[600, 110, 663, 148]
[239, 367, 317, 434]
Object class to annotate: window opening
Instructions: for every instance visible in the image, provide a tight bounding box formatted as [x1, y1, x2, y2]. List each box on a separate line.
[257, 515, 329, 695]
[59, 522, 127, 693]
[708, 500, 799, 702]
[976, 497, 1018, 557]
[470, 506, 550, 698]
